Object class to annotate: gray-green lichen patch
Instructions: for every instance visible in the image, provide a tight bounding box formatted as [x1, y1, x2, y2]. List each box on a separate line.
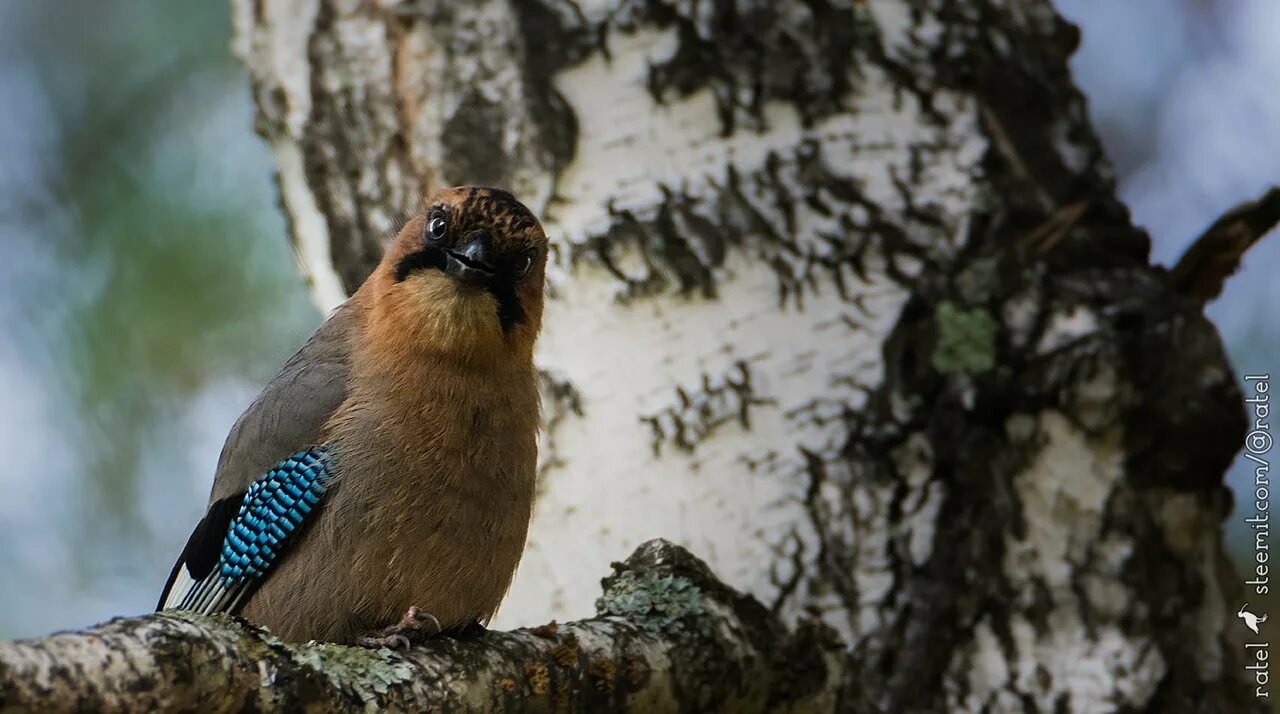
[291, 642, 416, 702]
[931, 301, 997, 375]
[596, 571, 707, 635]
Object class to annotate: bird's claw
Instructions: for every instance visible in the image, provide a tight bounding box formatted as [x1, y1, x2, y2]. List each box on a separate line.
[356, 606, 442, 650]
[356, 632, 412, 650]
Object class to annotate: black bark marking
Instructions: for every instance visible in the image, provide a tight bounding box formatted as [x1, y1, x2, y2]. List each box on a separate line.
[572, 139, 941, 306]
[634, 0, 860, 134]
[511, 1, 595, 197]
[640, 360, 775, 457]
[441, 90, 513, 188]
[537, 368, 585, 480]
[301, 2, 403, 294]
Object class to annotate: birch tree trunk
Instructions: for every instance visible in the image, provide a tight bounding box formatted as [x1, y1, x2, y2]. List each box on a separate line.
[216, 0, 1259, 710]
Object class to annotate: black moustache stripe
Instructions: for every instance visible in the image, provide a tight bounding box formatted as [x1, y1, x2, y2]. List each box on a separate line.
[395, 247, 526, 332]
[493, 280, 525, 332]
[394, 248, 447, 283]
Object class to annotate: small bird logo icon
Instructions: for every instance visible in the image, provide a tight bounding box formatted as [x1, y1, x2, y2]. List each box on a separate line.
[1239, 604, 1268, 635]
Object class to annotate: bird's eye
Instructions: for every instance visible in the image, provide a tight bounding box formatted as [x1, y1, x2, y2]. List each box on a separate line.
[427, 215, 448, 241]
[516, 253, 534, 278]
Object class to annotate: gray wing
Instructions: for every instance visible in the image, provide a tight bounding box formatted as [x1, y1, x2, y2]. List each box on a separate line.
[209, 302, 358, 503]
[158, 304, 357, 611]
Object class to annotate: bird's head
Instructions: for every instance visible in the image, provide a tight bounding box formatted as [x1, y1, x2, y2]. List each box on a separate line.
[368, 186, 548, 364]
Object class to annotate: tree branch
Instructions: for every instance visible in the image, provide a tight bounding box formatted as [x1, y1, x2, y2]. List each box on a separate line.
[0, 540, 846, 712]
[1170, 185, 1280, 302]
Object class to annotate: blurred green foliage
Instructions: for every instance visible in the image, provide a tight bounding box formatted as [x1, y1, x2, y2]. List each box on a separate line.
[0, 2, 316, 636]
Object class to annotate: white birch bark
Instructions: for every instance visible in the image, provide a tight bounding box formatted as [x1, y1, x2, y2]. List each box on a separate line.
[224, 0, 1261, 709]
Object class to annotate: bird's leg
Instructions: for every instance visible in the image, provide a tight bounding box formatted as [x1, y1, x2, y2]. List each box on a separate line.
[356, 606, 442, 649]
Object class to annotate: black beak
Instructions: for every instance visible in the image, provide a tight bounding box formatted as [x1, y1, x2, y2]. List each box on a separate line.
[443, 231, 496, 287]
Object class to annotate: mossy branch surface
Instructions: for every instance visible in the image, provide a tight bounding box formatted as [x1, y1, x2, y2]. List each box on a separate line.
[0, 540, 847, 712]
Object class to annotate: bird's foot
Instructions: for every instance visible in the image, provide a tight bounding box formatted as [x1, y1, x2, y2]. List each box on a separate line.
[356, 606, 442, 650]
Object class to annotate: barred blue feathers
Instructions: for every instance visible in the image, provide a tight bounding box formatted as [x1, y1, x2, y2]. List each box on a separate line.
[160, 447, 331, 615]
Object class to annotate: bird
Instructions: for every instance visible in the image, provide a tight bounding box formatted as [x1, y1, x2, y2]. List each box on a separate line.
[1239, 604, 1268, 636]
[157, 185, 548, 647]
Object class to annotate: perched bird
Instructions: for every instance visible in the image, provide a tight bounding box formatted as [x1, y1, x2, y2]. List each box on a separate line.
[158, 186, 547, 646]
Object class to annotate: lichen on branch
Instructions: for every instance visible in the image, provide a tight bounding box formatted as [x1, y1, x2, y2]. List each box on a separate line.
[0, 540, 848, 712]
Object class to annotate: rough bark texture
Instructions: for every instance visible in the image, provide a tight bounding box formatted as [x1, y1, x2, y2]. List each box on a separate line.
[0, 541, 846, 712]
[5, 0, 1255, 710]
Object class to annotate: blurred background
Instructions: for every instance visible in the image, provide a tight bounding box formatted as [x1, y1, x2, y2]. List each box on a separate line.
[0, 0, 1276, 639]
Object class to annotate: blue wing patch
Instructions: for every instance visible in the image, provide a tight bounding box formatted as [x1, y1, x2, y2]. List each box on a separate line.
[220, 448, 329, 583]
[162, 446, 332, 614]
